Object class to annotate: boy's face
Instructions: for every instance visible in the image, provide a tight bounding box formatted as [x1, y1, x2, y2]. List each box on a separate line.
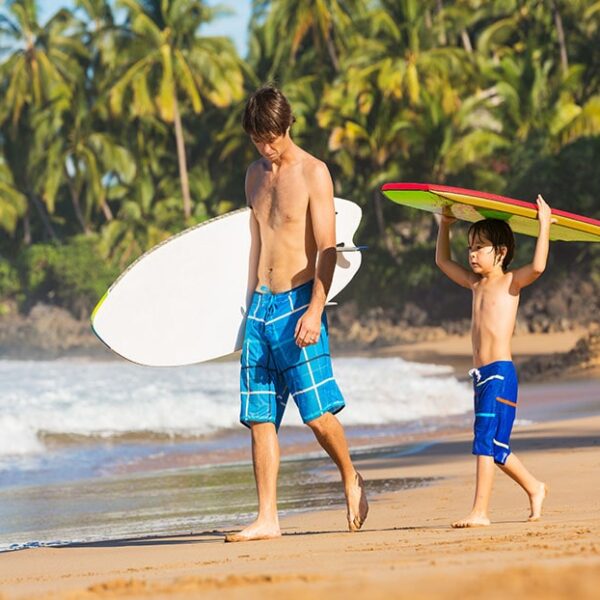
[250, 129, 290, 163]
[468, 233, 506, 274]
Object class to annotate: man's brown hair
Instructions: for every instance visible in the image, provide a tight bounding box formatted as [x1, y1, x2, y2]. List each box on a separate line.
[242, 85, 295, 141]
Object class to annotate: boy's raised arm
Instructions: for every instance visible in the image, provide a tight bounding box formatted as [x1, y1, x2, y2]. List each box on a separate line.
[435, 215, 476, 289]
[511, 195, 554, 291]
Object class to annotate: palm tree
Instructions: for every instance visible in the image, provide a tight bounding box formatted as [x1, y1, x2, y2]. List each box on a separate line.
[30, 91, 136, 234]
[0, 0, 87, 242]
[0, 0, 85, 126]
[260, 0, 366, 74]
[109, 0, 244, 221]
[0, 156, 27, 235]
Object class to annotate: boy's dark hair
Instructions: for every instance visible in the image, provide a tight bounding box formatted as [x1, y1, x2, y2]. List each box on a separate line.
[468, 219, 515, 270]
[242, 85, 295, 141]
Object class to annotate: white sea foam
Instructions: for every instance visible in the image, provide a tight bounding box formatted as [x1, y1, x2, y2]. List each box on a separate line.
[0, 357, 471, 460]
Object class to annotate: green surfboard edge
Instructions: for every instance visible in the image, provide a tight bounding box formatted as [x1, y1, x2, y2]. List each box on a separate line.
[90, 291, 108, 324]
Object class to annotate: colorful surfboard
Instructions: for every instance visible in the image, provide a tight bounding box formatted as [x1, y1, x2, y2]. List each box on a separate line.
[381, 183, 600, 242]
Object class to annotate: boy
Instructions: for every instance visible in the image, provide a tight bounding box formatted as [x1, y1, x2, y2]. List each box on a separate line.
[435, 195, 551, 527]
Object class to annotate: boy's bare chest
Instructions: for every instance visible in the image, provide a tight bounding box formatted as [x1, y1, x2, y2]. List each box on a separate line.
[472, 278, 518, 313]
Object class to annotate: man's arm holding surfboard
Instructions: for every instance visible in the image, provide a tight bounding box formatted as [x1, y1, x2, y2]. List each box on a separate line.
[510, 195, 554, 293]
[294, 161, 337, 348]
[435, 214, 477, 289]
[245, 161, 261, 241]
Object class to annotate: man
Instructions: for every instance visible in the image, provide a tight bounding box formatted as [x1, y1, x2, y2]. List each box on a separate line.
[225, 85, 368, 543]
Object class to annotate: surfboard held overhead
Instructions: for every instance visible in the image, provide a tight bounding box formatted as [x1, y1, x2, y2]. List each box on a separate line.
[381, 182, 600, 243]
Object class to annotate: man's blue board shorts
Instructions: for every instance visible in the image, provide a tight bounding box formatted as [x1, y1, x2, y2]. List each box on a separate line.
[469, 360, 518, 465]
[240, 280, 345, 429]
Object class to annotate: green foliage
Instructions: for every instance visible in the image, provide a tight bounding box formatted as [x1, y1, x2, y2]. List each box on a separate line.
[0, 258, 21, 298]
[0, 0, 599, 319]
[17, 236, 119, 318]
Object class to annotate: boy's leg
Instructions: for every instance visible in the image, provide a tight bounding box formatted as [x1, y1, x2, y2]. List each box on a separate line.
[306, 412, 369, 531]
[225, 422, 281, 542]
[498, 453, 547, 521]
[493, 364, 546, 520]
[452, 455, 495, 528]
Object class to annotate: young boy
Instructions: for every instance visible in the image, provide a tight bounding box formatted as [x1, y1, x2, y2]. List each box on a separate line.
[435, 194, 552, 527]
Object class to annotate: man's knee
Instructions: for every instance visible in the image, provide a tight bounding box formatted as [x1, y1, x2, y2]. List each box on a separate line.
[306, 411, 336, 435]
[250, 421, 277, 440]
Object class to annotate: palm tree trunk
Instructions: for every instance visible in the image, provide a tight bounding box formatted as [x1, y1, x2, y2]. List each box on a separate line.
[373, 189, 398, 256]
[373, 189, 385, 237]
[66, 173, 91, 234]
[325, 35, 340, 72]
[550, 0, 568, 73]
[436, 0, 447, 46]
[101, 199, 114, 222]
[23, 211, 31, 245]
[173, 97, 192, 220]
[461, 29, 473, 53]
[31, 195, 59, 241]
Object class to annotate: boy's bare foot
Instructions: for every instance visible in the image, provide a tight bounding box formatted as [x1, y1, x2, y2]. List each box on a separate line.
[451, 513, 491, 528]
[346, 471, 369, 532]
[528, 482, 547, 521]
[224, 520, 281, 543]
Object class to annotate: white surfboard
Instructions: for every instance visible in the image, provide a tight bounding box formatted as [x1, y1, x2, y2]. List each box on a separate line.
[91, 198, 363, 366]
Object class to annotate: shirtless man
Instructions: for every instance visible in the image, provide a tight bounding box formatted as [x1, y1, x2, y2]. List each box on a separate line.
[435, 195, 552, 527]
[225, 85, 368, 543]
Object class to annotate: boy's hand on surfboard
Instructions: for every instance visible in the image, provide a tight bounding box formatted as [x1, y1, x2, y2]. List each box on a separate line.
[440, 213, 457, 226]
[536, 194, 556, 226]
[295, 308, 321, 347]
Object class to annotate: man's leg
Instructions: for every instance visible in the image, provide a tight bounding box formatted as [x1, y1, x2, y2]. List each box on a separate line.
[452, 454, 494, 528]
[225, 422, 281, 542]
[306, 412, 368, 531]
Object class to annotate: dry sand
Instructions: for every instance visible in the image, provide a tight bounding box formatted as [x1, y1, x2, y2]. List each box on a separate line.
[1, 410, 599, 600]
[373, 327, 590, 375]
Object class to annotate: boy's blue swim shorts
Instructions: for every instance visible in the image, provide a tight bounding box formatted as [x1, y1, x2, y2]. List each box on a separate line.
[469, 360, 518, 465]
[240, 280, 345, 429]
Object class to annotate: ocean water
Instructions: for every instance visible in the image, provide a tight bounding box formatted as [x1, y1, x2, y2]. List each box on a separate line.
[0, 356, 471, 551]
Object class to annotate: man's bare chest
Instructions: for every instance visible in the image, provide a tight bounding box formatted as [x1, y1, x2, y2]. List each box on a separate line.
[251, 176, 309, 227]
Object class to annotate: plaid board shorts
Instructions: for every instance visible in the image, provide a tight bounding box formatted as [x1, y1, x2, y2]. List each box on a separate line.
[240, 280, 345, 429]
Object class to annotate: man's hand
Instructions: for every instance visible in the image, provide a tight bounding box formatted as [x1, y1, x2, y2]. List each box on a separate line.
[294, 307, 322, 347]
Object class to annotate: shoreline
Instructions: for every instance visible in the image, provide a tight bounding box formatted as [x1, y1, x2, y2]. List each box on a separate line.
[2, 325, 595, 383]
[1, 411, 599, 598]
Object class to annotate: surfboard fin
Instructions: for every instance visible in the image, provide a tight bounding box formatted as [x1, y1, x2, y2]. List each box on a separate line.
[336, 244, 367, 252]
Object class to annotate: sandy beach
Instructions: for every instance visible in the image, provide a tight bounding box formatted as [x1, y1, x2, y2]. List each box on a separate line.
[2, 397, 599, 599]
[1, 330, 599, 599]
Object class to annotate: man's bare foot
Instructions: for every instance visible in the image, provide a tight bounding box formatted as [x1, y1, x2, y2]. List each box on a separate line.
[451, 513, 491, 528]
[528, 482, 547, 521]
[346, 471, 369, 532]
[224, 520, 281, 543]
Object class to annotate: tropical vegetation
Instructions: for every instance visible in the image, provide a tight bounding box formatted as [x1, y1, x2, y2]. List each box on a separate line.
[1, 0, 599, 322]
